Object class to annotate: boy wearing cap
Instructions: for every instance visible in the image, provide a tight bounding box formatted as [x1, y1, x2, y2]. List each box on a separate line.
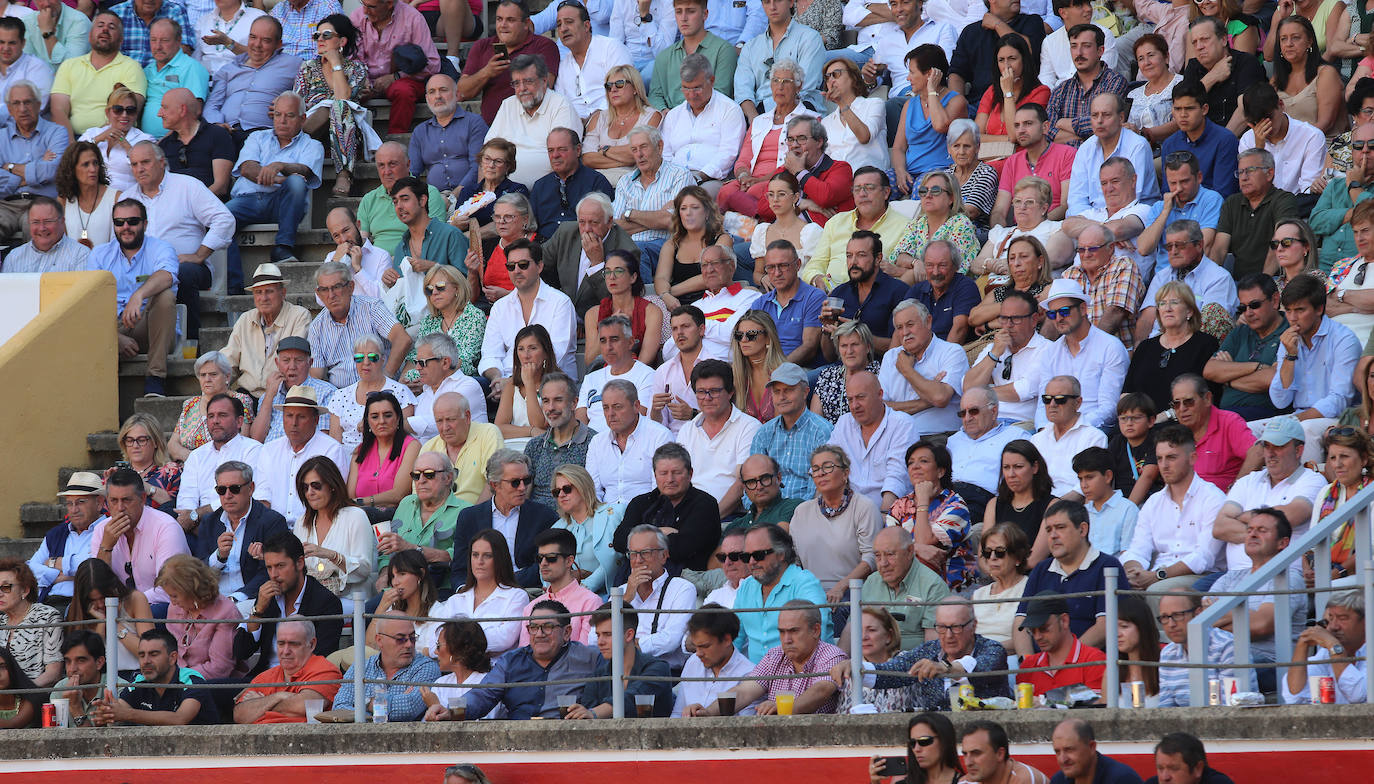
[221, 263, 311, 400]
[29, 472, 105, 610]
[1016, 589, 1107, 696]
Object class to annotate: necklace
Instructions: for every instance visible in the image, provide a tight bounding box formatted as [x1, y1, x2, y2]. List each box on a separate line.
[75, 186, 103, 248]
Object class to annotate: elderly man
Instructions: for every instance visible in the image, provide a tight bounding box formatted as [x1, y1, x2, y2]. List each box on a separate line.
[1155, 591, 1249, 707]
[677, 606, 757, 717]
[110, 0, 193, 68]
[1061, 223, 1144, 347]
[612, 124, 696, 280]
[552, 0, 631, 120]
[1237, 82, 1325, 195]
[993, 106, 1076, 223]
[0, 196, 87, 273]
[733, 523, 828, 660]
[1017, 592, 1107, 696]
[450, 450, 557, 588]
[420, 392, 504, 504]
[0, 82, 67, 244]
[1315, 120, 1374, 268]
[831, 371, 914, 512]
[22, 0, 90, 70]
[749, 363, 834, 499]
[944, 385, 1024, 515]
[519, 529, 602, 644]
[1063, 159, 1150, 281]
[685, 244, 759, 358]
[193, 0, 266, 76]
[542, 191, 638, 313]
[701, 600, 844, 715]
[306, 260, 412, 387]
[1050, 719, 1145, 784]
[1045, 24, 1128, 145]
[588, 379, 675, 504]
[459, 0, 561, 125]
[1023, 278, 1129, 429]
[1203, 274, 1287, 420]
[963, 292, 1051, 428]
[225, 91, 323, 276]
[1030, 375, 1107, 499]
[463, 599, 602, 719]
[91, 467, 190, 607]
[408, 74, 486, 194]
[380, 452, 468, 577]
[157, 87, 234, 197]
[1160, 80, 1238, 200]
[697, 528, 749, 608]
[176, 393, 263, 529]
[127, 141, 234, 323]
[389, 175, 467, 274]
[220, 264, 310, 401]
[203, 17, 299, 146]
[1135, 220, 1237, 343]
[332, 614, 441, 721]
[1212, 149, 1298, 281]
[651, 306, 722, 433]
[85, 198, 178, 396]
[1168, 374, 1259, 493]
[270, 0, 340, 60]
[908, 240, 979, 344]
[1285, 589, 1368, 704]
[30, 472, 105, 606]
[603, 525, 698, 669]
[569, 605, 675, 719]
[531, 128, 613, 239]
[1064, 95, 1157, 215]
[733, 0, 823, 121]
[0, 18, 51, 129]
[485, 55, 577, 188]
[196, 460, 289, 605]
[322, 206, 391, 298]
[767, 117, 853, 222]
[856, 527, 949, 651]
[1180, 17, 1264, 133]
[1136, 151, 1223, 281]
[803, 171, 912, 293]
[253, 386, 348, 521]
[718, 93, 818, 219]
[751, 239, 825, 364]
[248, 336, 336, 442]
[235, 532, 343, 675]
[95, 630, 218, 726]
[1019, 500, 1128, 648]
[49, 12, 146, 135]
[524, 373, 594, 507]
[650, 2, 736, 110]
[616, 444, 722, 571]
[349, 0, 438, 134]
[675, 359, 761, 515]
[878, 299, 967, 436]
[360, 142, 445, 254]
[479, 240, 578, 393]
[233, 618, 342, 724]
[408, 333, 487, 441]
[141, 18, 207, 138]
[818, 233, 908, 363]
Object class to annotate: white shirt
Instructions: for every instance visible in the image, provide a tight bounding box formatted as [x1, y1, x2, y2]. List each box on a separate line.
[1038, 26, 1120, 89]
[661, 90, 746, 181]
[830, 407, 915, 509]
[1142, 256, 1238, 337]
[177, 433, 263, 512]
[253, 430, 351, 522]
[555, 35, 634, 120]
[685, 283, 760, 360]
[972, 331, 1052, 423]
[1221, 466, 1326, 570]
[1075, 199, 1152, 283]
[651, 343, 726, 433]
[671, 647, 758, 717]
[947, 422, 1031, 494]
[79, 125, 157, 194]
[877, 337, 969, 435]
[1067, 128, 1160, 215]
[194, 3, 266, 78]
[677, 407, 762, 499]
[1017, 326, 1129, 429]
[608, 0, 678, 68]
[703, 580, 739, 609]
[605, 570, 696, 668]
[1238, 117, 1326, 194]
[0, 53, 52, 126]
[1124, 474, 1227, 574]
[491, 499, 520, 545]
[418, 584, 530, 657]
[207, 508, 250, 597]
[485, 91, 580, 188]
[578, 360, 657, 433]
[872, 21, 958, 96]
[821, 96, 889, 172]
[1283, 642, 1368, 704]
[921, 0, 984, 32]
[408, 372, 488, 442]
[1030, 418, 1108, 497]
[843, 0, 894, 50]
[325, 240, 391, 300]
[478, 281, 579, 378]
[130, 171, 237, 256]
[587, 415, 674, 503]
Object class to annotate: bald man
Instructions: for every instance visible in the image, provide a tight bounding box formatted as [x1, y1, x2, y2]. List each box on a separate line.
[322, 206, 391, 299]
[357, 140, 447, 258]
[409, 73, 486, 193]
[829, 371, 915, 513]
[157, 86, 234, 197]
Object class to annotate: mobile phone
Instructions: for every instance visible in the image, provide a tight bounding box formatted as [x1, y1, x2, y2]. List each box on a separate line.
[881, 756, 907, 777]
[493, 42, 508, 58]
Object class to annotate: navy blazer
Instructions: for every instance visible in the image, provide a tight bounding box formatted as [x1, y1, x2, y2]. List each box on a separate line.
[193, 501, 290, 599]
[449, 500, 557, 589]
[231, 574, 343, 676]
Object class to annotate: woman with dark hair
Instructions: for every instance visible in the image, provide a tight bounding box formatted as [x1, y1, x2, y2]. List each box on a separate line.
[0, 647, 42, 728]
[869, 712, 963, 784]
[656, 185, 732, 310]
[891, 44, 968, 198]
[451, 138, 529, 239]
[974, 34, 1048, 147]
[984, 440, 1057, 566]
[420, 530, 527, 656]
[1117, 595, 1162, 707]
[748, 172, 823, 278]
[292, 456, 376, 600]
[1126, 34, 1182, 145]
[369, 549, 439, 642]
[295, 13, 372, 196]
[1271, 14, 1345, 137]
[0, 559, 62, 686]
[495, 323, 555, 441]
[56, 141, 116, 248]
[885, 441, 974, 591]
[585, 248, 666, 366]
[345, 389, 421, 510]
[423, 619, 504, 720]
[971, 521, 1034, 656]
[1315, 427, 1374, 580]
[66, 558, 154, 678]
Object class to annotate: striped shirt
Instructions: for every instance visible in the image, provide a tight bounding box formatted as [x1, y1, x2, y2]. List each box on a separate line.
[1, 236, 90, 274]
[270, 0, 342, 59]
[111, 0, 195, 67]
[749, 410, 834, 500]
[611, 160, 695, 243]
[748, 640, 846, 713]
[307, 294, 401, 388]
[1062, 255, 1145, 349]
[1158, 627, 1249, 707]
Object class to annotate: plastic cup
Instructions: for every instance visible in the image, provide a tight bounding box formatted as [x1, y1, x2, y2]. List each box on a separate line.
[181, 339, 198, 361]
[775, 692, 795, 715]
[304, 697, 324, 724]
[557, 694, 576, 718]
[825, 296, 844, 312]
[50, 698, 69, 728]
[1221, 676, 1238, 706]
[716, 691, 737, 717]
[372, 521, 391, 542]
[634, 694, 654, 718]
[447, 696, 467, 721]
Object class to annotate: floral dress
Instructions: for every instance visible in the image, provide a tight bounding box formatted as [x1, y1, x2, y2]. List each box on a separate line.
[400, 302, 488, 379]
[294, 57, 371, 175]
[175, 392, 256, 451]
[891, 212, 980, 274]
[884, 487, 975, 591]
[102, 462, 182, 514]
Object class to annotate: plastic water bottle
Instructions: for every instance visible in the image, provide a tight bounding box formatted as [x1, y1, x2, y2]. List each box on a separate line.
[371, 685, 389, 723]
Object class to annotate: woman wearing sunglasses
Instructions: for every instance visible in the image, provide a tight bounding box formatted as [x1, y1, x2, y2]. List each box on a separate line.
[550, 465, 622, 596]
[77, 85, 154, 194]
[885, 440, 975, 591]
[169, 351, 257, 462]
[345, 390, 421, 512]
[729, 310, 786, 423]
[1271, 219, 1326, 292]
[398, 265, 487, 385]
[868, 712, 964, 784]
[970, 522, 1034, 657]
[66, 558, 154, 681]
[581, 64, 661, 186]
[294, 14, 371, 196]
[419, 529, 528, 656]
[327, 334, 417, 454]
[293, 456, 376, 602]
[1123, 282, 1220, 417]
[887, 170, 980, 285]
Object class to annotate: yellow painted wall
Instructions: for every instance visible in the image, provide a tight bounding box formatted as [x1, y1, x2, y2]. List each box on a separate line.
[0, 271, 117, 539]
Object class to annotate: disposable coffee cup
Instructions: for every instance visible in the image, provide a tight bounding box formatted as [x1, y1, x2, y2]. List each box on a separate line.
[372, 521, 391, 542]
[304, 697, 324, 723]
[447, 696, 467, 721]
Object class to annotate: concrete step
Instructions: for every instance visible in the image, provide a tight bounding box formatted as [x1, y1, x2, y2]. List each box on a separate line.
[133, 394, 196, 434]
[199, 325, 232, 354]
[88, 431, 123, 465]
[20, 502, 62, 538]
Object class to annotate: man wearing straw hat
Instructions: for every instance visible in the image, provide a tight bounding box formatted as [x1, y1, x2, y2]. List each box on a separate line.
[222, 262, 311, 401]
[28, 471, 105, 611]
[253, 384, 349, 522]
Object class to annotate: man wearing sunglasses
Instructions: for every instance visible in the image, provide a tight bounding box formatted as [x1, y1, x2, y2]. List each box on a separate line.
[1018, 500, 1128, 649]
[196, 460, 289, 612]
[331, 613, 441, 721]
[517, 528, 600, 646]
[254, 384, 347, 525]
[697, 528, 749, 608]
[1311, 120, 1374, 271]
[408, 333, 488, 443]
[1030, 375, 1106, 500]
[378, 452, 465, 589]
[1202, 273, 1286, 421]
[176, 393, 263, 535]
[733, 523, 829, 661]
[450, 449, 556, 588]
[1023, 278, 1128, 430]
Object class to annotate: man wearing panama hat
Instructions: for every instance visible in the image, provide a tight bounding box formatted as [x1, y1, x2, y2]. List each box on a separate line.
[222, 262, 311, 401]
[253, 385, 349, 522]
[28, 472, 106, 610]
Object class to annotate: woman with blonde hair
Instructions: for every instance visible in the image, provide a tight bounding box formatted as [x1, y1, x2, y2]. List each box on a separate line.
[730, 310, 786, 422]
[973, 176, 1074, 275]
[157, 554, 244, 680]
[969, 234, 1053, 331]
[77, 85, 154, 193]
[550, 464, 623, 595]
[656, 185, 733, 309]
[400, 264, 486, 383]
[1124, 282, 1220, 414]
[107, 412, 181, 514]
[888, 169, 980, 283]
[581, 64, 662, 185]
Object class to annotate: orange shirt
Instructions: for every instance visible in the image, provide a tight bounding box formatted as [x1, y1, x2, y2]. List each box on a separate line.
[240, 655, 343, 724]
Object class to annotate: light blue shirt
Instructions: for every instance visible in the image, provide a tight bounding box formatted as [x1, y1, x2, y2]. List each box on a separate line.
[947, 422, 1026, 495]
[1269, 315, 1361, 418]
[1158, 627, 1252, 707]
[733, 20, 826, 114]
[231, 128, 326, 196]
[733, 563, 830, 662]
[705, 0, 765, 45]
[86, 235, 180, 311]
[533, 0, 614, 36]
[552, 504, 623, 595]
[1143, 186, 1224, 275]
[0, 118, 68, 198]
[1066, 127, 1159, 216]
[611, 160, 695, 243]
[27, 522, 96, 599]
[208, 512, 248, 598]
[1087, 490, 1138, 559]
[143, 50, 210, 137]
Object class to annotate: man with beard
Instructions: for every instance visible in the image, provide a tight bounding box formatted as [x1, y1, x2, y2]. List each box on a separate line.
[485, 54, 578, 188]
[551, 0, 631, 120]
[176, 393, 262, 533]
[964, 290, 1052, 425]
[50, 11, 146, 134]
[803, 168, 912, 292]
[408, 74, 486, 194]
[819, 230, 908, 360]
[523, 374, 594, 508]
[389, 175, 467, 271]
[993, 105, 1077, 223]
[95, 630, 218, 725]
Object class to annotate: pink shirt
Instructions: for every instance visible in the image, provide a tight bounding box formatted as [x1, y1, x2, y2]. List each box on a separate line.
[166, 595, 244, 680]
[997, 142, 1077, 213]
[349, 3, 440, 79]
[1195, 407, 1257, 493]
[517, 581, 603, 646]
[355, 436, 419, 497]
[90, 507, 190, 605]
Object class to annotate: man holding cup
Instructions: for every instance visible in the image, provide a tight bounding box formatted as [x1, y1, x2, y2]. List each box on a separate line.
[232, 617, 342, 723]
[698, 599, 846, 715]
[676, 606, 758, 717]
[565, 604, 673, 718]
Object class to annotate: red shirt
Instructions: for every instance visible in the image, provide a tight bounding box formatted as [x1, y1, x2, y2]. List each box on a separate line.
[1016, 638, 1106, 695]
[461, 35, 561, 125]
[1194, 407, 1256, 492]
[997, 141, 1076, 213]
[977, 84, 1052, 137]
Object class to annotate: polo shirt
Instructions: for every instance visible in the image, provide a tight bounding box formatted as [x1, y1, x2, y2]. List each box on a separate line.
[829, 271, 909, 339]
[1086, 491, 1138, 559]
[1182, 49, 1266, 129]
[381, 492, 469, 570]
[860, 561, 950, 651]
[388, 219, 469, 274]
[733, 563, 830, 661]
[1160, 120, 1239, 198]
[1016, 638, 1107, 695]
[749, 410, 834, 500]
[1193, 407, 1256, 493]
[529, 164, 614, 240]
[947, 423, 1026, 494]
[357, 183, 446, 257]
[420, 422, 504, 505]
[998, 142, 1077, 214]
[1019, 548, 1129, 639]
[752, 281, 826, 357]
[159, 122, 236, 190]
[647, 32, 737, 108]
[50, 51, 147, 134]
[1217, 188, 1298, 280]
[1142, 187, 1224, 275]
[1048, 753, 1146, 784]
[22, 3, 89, 69]
[677, 407, 763, 500]
[800, 207, 913, 289]
[1030, 420, 1108, 497]
[1217, 317, 1288, 415]
[737, 496, 804, 528]
[142, 50, 209, 137]
[120, 667, 218, 724]
[877, 337, 969, 435]
[908, 274, 980, 340]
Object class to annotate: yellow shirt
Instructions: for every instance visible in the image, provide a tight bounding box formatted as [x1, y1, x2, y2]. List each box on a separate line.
[52, 53, 148, 134]
[420, 422, 504, 504]
[221, 302, 313, 399]
[799, 206, 913, 291]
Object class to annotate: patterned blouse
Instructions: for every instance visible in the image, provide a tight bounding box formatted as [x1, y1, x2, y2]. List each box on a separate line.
[884, 487, 976, 591]
[796, 0, 843, 49]
[102, 462, 182, 514]
[1275, 267, 1333, 294]
[813, 360, 881, 423]
[400, 303, 487, 376]
[293, 56, 370, 108]
[2, 603, 62, 682]
[1327, 256, 1370, 292]
[891, 212, 981, 274]
[946, 162, 1000, 229]
[175, 392, 257, 451]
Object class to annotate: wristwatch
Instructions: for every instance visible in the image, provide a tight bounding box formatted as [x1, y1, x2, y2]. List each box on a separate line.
[1332, 643, 1345, 655]
[639, 12, 653, 22]
[332, 64, 343, 72]
[41, 30, 53, 39]
[1155, 567, 1169, 581]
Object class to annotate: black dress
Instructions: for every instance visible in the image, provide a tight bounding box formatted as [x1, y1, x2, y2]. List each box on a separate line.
[1123, 331, 1221, 414]
[991, 495, 1052, 546]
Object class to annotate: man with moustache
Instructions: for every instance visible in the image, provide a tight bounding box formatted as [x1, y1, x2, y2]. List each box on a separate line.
[408, 74, 486, 194]
[551, 0, 631, 120]
[485, 54, 578, 188]
[819, 231, 907, 360]
[524, 373, 595, 508]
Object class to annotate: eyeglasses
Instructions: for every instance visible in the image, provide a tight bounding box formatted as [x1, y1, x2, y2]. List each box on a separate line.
[538, 552, 571, 563]
[1040, 394, 1078, 405]
[409, 469, 444, 481]
[493, 213, 522, 223]
[214, 483, 246, 495]
[1237, 165, 1270, 177]
[304, 480, 326, 491]
[604, 79, 630, 90]
[981, 546, 1009, 559]
[956, 406, 983, 418]
[551, 483, 576, 497]
[109, 104, 137, 115]
[1044, 305, 1075, 320]
[311, 29, 338, 40]
[1077, 244, 1106, 255]
[916, 186, 947, 197]
[852, 183, 882, 194]
[784, 134, 814, 145]
[933, 619, 974, 634]
[605, 267, 630, 278]
[111, 217, 144, 227]
[734, 329, 764, 342]
[0, 583, 15, 595]
[808, 462, 843, 476]
[505, 260, 532, 271]
[424, 283, 448, 296]
[715, 551, 748, 562]
[378, 632, 418, 644]
[1270, 237, 1306, 250]
[316, 281, 349, 295]
[1156, 609, 1195, 626]
[526, 621, 561, 635]
[122, 435, 152, 447]
[742, 473, 776, 489]
[627, 547, 666, 559]
[694, 386, 727, 399]
[501, 476, 533, 488]
[352, 352, 381, 363]
[1236, 298, 1268, 313]
[769, 76, 796, 85]
[745, 549, 776, 562]
[909, 735, 937, 748]
[480, 155, 509, 166]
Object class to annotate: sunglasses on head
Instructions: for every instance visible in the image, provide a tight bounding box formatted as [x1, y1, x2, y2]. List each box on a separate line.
[112, 216, 143, 227]
[214, 483, 246, 496]
[734, 329, 764, 342]
[410, 469, 443, 481]
[505, 260, 532, 271]
[1041, 394, 1078, 405]
[353, 352, 381, 363]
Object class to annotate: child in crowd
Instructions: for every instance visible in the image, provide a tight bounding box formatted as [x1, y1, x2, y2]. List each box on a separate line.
[1072, 447, 1138, 561]
[1106, 393, 1162, 505]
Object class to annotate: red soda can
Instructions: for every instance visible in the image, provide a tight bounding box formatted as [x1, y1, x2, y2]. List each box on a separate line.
[1319, 676, 1336, 704]
[41, 703, 55, 727]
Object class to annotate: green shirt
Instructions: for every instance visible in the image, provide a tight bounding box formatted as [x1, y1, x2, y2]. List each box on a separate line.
[379, 492, 470, 570]
[1217, 188, 1298, 281]
[358, 183, 446, 258]
[647, 32, 738, 109]
[390, 218, 470, 275]
[735, 496, 803, 531]
[1217, 315, 1288, 415]
[860, 560, 951, 651]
